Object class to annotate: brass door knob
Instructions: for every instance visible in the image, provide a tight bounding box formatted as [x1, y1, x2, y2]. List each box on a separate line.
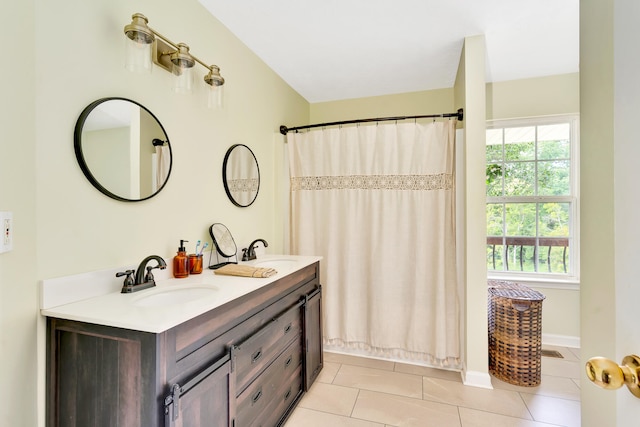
[585, 354, 640, 398]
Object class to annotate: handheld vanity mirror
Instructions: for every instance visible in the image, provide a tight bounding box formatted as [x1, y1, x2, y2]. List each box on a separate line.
[209, 223, 238, 269]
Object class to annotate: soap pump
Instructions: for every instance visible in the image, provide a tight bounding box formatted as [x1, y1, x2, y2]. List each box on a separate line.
[173, 239, 189, 278]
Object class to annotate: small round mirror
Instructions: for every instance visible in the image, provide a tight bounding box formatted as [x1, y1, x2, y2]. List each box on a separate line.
[74, 97, 172, 202]
[209, 223, 237, 258]
[222, 144, 260, 207]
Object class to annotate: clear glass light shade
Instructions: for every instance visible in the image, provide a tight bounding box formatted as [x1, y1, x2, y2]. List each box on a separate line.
[208, 84, 225, 109]
[172, 64, 194, 94]
[124, 37, 152, 73]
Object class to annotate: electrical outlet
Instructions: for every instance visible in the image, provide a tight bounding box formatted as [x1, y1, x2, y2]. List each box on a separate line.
[0, 211, 12, 253]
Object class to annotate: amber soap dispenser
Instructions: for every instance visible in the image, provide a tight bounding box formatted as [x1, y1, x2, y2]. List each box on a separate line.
[173, 240, 189, 278]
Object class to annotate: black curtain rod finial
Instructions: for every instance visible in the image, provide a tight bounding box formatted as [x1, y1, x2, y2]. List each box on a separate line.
[152, 138, 166, 146]
[279, 125, 288, 135]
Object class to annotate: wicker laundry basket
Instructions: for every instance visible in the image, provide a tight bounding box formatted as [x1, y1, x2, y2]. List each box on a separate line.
[488, 280, 545, 386]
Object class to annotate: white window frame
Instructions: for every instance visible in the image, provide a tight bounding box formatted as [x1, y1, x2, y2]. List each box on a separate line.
[486, 114, 580, 284]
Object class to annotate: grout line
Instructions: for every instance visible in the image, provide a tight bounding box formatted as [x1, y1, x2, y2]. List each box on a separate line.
[456, 405, 463, 427]
[518, 390, 536, 423]
[331, 363, 343, 384]
[349, 388, 361, 418]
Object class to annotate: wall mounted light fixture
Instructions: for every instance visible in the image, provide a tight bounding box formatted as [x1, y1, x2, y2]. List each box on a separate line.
[124, 13, 225, 108]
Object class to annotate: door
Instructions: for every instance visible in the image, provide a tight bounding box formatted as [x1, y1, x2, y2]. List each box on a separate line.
[303, 286, 323, 390]
[581, 1, 640, 424]
[165, 354, 234, 427]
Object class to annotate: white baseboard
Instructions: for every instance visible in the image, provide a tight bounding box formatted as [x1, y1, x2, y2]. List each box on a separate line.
[542, 333, 580, 349]
[462, 370, 493, 389]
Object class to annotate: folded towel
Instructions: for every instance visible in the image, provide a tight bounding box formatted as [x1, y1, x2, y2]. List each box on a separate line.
[214, 264, 277, 278]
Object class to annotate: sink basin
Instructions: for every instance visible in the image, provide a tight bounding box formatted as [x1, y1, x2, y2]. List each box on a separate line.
[252, 259, 299, 270]
[132, 286, 218, 307]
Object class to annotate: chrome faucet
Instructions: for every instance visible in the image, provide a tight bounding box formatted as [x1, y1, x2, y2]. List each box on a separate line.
[117, 255, 167, 293]
[242, 239, 268, 261]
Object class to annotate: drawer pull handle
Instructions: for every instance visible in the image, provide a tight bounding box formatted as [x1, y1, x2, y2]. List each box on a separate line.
[252, 388, 262, 405]
[284, 323, 292, 334]
[251, 348, 262, 364]
[285, 355, 293, 368]
[284, 387, 292, 401]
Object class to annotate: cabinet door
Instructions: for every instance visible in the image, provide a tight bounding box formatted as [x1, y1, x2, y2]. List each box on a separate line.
[47, 319, 159, 427]
[303, 286, 323, 390]
[165, 355, 234, 427]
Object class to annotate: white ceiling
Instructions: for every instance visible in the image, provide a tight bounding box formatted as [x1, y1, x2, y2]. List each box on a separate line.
[199, 0, 579, 103]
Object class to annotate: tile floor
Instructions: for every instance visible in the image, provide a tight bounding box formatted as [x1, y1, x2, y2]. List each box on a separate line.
[285, 345, 581, 427]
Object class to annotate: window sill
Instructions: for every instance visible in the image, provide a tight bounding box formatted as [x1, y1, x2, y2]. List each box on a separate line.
[487, 273, 580, 291]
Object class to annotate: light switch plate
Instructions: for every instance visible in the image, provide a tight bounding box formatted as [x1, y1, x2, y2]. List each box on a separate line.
[0, 211, 12, 253]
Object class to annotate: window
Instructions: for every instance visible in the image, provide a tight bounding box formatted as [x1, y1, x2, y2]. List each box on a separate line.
[486, 116, 578, 280]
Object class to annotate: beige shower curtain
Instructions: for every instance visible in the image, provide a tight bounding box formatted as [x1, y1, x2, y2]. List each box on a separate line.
[288, 120, 460, 368]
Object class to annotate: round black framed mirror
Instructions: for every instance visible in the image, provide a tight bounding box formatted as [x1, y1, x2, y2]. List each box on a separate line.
[222, 144, 260, 207]
[74, 97, 172, 202]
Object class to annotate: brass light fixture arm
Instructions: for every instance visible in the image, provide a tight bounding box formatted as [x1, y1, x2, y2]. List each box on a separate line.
[126, 13, 223, 85]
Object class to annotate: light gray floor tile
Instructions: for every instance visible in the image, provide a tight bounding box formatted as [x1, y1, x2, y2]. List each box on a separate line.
[298, 382, 359, 416]
[459, 407, 561, 427]
[540, 357, 582, 380]
[284, 407, 385, 427]
[317, 361, 341, 383]
[491, 374, 581, 401]
[352, 389, 461, 427]
[394, 362, 463, 383]
[521, 394, 581, 427]
[324, 352, 396, 371]
[567, 347, 580, 360]
[423, 377, 533, 419]
[333, 364, 423, 399]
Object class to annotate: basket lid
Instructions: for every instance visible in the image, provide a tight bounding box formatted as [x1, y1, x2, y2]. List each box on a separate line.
[488, 281, 545, 301]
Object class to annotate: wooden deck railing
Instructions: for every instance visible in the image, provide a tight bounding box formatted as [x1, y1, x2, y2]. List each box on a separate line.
[486, 236, 569, 273]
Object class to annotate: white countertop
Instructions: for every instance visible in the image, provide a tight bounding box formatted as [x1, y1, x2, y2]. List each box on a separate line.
[40, 255, 321, 333]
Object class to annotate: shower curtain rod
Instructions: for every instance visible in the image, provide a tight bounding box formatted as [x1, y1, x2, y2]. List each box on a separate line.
[279, 108, 463, 135]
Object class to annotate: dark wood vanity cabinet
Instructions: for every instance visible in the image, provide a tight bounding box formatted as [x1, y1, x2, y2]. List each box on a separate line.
[46, 262, 322, 427]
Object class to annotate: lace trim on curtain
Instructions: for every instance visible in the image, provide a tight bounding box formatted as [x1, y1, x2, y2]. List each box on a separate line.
[291, 173, 452, 191]
[324, 338, 461, 370]
[227, 178, 259, 193]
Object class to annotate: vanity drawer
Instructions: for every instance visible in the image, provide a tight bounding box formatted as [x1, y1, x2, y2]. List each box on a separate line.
[256, 366, 303, 427]
[236, 339, 302, 427]
[234, 303, 302, 392]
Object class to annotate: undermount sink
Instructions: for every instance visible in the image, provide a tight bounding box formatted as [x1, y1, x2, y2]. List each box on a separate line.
[132, 286, 218, 307]
[252, 259, 299, 270]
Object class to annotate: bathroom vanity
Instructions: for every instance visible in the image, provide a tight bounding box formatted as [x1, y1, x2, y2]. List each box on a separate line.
[43, 256, 322, 427]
